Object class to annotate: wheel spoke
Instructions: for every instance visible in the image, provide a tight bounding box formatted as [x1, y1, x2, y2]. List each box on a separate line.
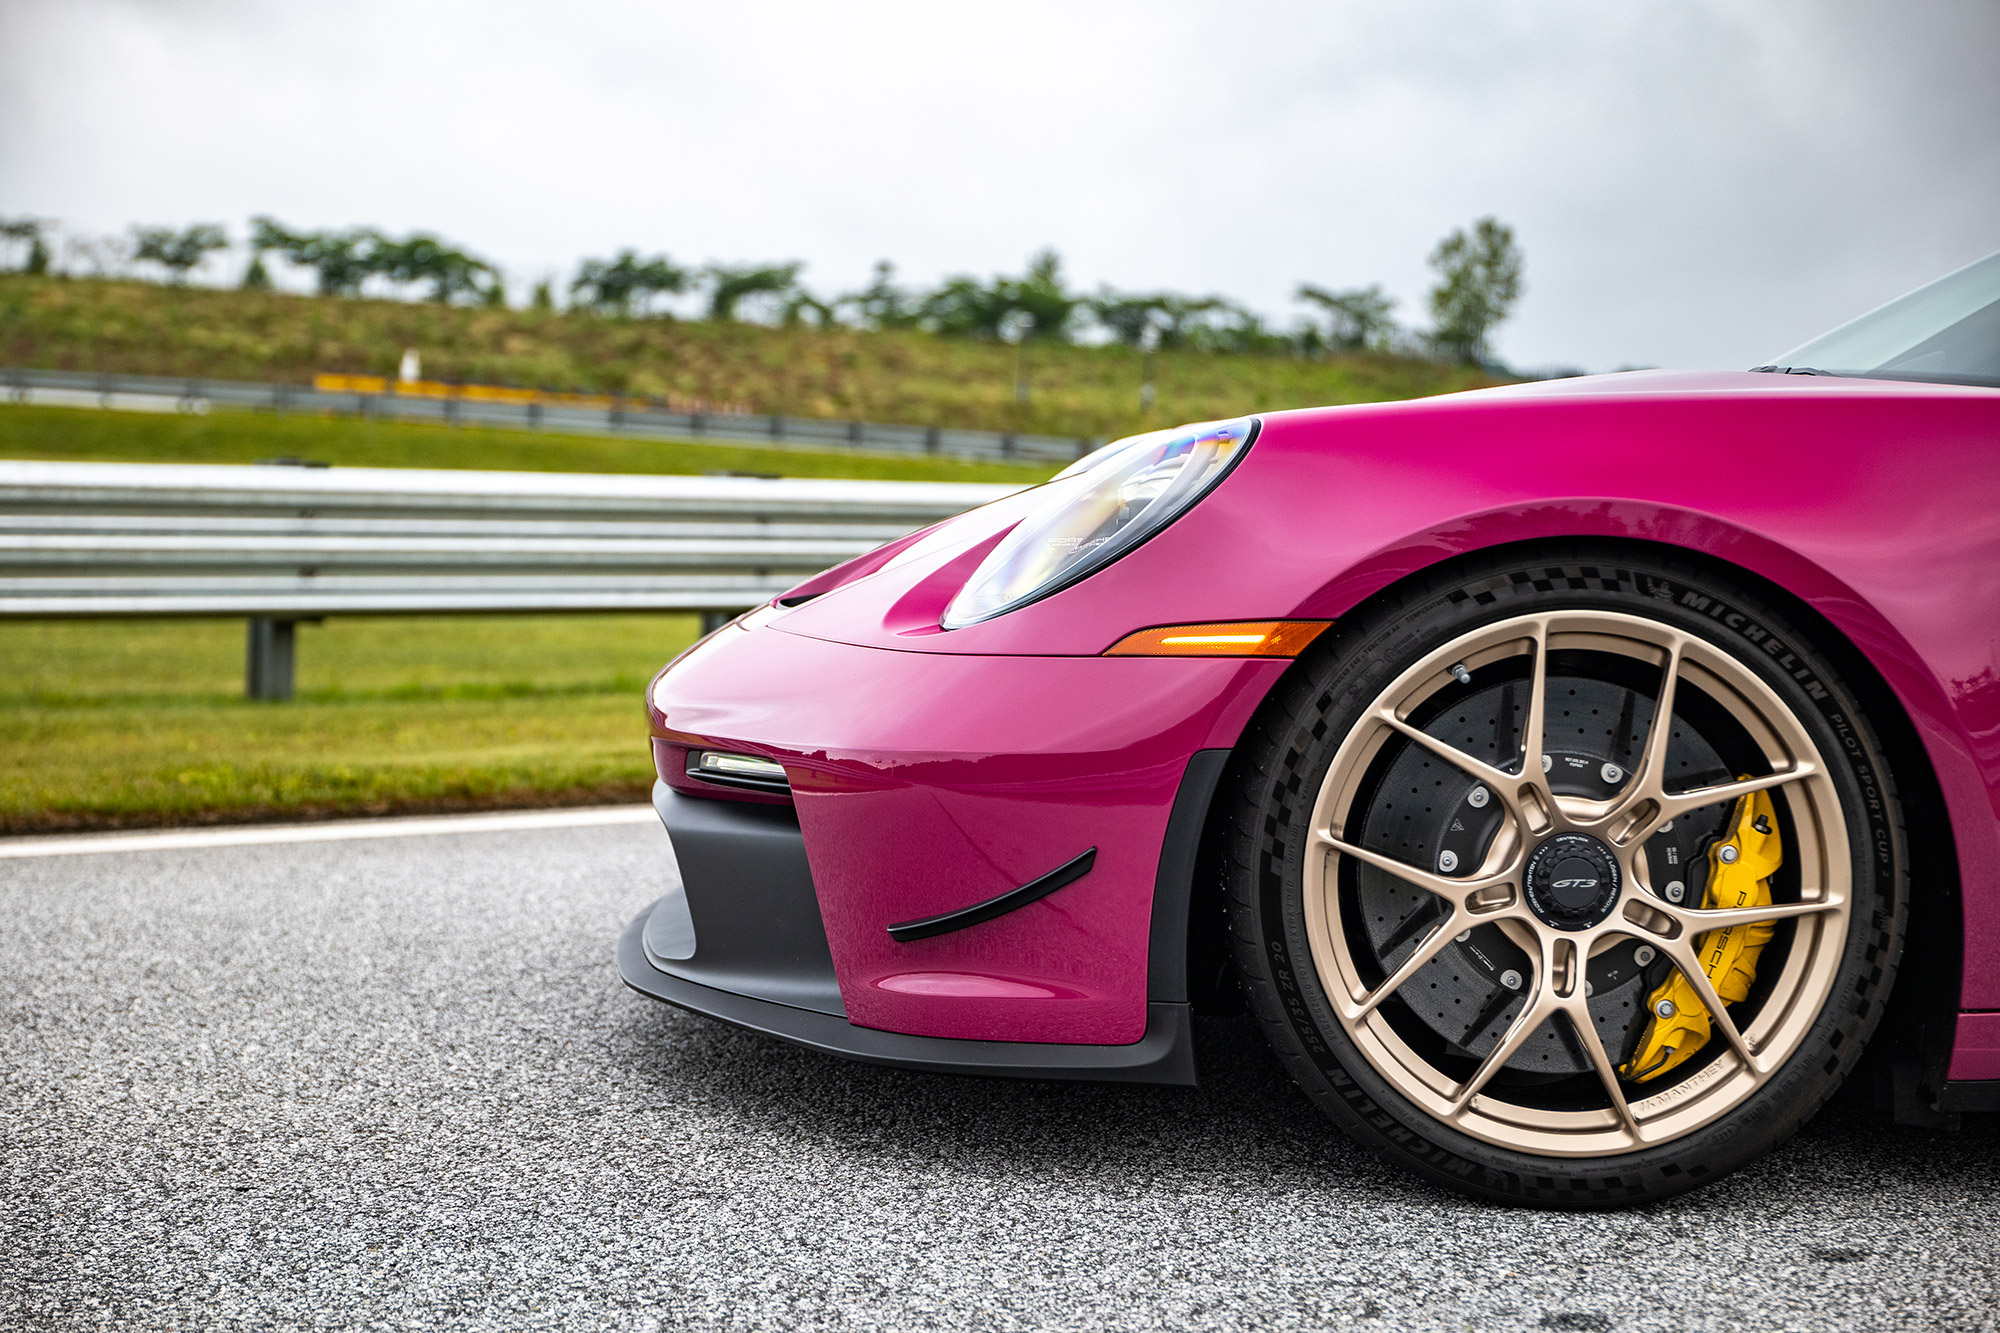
[1344, 910, 1467, 1021]
[1616, 636, 1684, 807]
[1655, 765, 1816, 825]
[1450, 980, 1553, 1115]
[1664, 939, 1758, 1069]
[1518, 618, 1551, 783]
[1377, 710, 1520, 795]
[1317, 830, 1509, 904]
[1565, 1003, 1642, 1138]
[1668, 896, 1842, 934]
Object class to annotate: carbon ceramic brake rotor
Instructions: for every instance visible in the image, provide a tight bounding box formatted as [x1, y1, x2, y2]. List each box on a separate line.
[1354, 674, 1734, 1076]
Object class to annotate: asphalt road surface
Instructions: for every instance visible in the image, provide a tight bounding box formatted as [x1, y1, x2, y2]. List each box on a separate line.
[4, 812, 1997, 1332]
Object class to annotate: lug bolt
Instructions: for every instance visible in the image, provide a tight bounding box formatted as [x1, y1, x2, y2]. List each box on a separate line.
[1500, 969, 1523, 991]
[1634, 945, 1656, 966]
[1601, 762, 1624, 785]
[1449, 662, 1473, 686]
[1467, 785, 1490, 809]
[1719, 844, 1740, 864]
[1438, 849, 1460, 872]
[1664, 880, 1686, 903]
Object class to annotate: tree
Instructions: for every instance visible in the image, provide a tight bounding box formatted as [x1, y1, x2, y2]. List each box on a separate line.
[1089, 290, 1172, 347]
[1, 217, 50, 274]
[919, 251, 1078, 343]
[781, 289, 835, 328]
[252, 217, 378, 297]
[131, 223, 229, 284]
[1005, 249, 1078, 342]
[1296, 282, 1398, 350]
[1151, 295, 1231, 350]
[1185, 302, 1283, 354]
[374, 232, 497, 303]
[839, 261, 921, 330]
[704, 262, 802, 322]
[570, 250, 688, 316]
[1427, 216, 1523, 364]
[919, 275, 1014, 339]
[241, 216, 288, 290]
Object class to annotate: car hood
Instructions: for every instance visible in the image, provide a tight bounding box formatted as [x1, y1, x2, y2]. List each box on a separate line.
[757, 368, 1997, 657]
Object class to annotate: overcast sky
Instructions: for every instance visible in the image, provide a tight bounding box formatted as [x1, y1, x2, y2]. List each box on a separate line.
[2, 0, 1995, 371]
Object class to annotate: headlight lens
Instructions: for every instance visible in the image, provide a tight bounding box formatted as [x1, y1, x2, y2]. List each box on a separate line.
[941, 417, 1257, 628]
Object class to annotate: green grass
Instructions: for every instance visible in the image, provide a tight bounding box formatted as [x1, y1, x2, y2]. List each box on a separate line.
[0, 615, 697, 832]
[0, 275, 1502, 833]
[0, 403, 1060, 483]
[0, 274, 1502, 442]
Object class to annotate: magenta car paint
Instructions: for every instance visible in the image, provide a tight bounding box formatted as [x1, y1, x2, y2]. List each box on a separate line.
[624, 251, 2000, 1205]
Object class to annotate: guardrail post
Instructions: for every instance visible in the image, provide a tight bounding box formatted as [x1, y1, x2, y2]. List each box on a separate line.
[246, 618, 297, 701]
[700, 610, 734, 635]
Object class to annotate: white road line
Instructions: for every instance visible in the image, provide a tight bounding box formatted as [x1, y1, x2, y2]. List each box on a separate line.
[0, 804, 657, 859]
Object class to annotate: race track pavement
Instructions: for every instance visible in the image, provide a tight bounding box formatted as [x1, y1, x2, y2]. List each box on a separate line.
[2, 815, 1996, 1332]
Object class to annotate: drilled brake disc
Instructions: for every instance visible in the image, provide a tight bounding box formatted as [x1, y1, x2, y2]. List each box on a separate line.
[1354, 673, 1736, 1076]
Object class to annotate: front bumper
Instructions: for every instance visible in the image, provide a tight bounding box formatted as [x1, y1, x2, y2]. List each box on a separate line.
[620, 910, 1197, 1084]
[641, 618, 1283, 1051]
[620, 778, 1203, 1084]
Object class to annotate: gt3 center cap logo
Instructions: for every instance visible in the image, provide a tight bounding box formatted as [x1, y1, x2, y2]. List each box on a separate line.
[1524, 833, 1622, 930]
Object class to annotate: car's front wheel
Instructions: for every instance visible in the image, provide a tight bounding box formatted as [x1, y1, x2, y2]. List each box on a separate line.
[1221, 547, 1907, 1206]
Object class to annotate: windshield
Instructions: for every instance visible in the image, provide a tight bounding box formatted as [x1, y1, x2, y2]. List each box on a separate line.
[1759, 250, 2000, 388]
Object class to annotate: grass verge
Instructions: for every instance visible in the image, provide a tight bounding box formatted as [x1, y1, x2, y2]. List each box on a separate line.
[0, 402, 1061, 483]
[0, 615, 698, 833]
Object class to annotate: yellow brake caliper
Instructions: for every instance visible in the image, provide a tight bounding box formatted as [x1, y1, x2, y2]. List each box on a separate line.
[1621, 787, 1782, 1083]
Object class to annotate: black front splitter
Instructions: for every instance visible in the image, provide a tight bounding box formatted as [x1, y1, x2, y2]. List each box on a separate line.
[618, 906, 1196, 1086]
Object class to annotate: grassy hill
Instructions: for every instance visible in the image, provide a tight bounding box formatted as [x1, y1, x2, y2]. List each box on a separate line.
[0, 274, 1508, 832]
[0, 275, 1502, 441]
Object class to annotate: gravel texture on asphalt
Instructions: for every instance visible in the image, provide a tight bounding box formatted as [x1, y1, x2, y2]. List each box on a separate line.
[3, 820, 1996, 1332]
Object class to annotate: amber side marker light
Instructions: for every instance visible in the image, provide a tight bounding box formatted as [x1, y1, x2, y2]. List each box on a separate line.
[1102, 620, 1332, 658]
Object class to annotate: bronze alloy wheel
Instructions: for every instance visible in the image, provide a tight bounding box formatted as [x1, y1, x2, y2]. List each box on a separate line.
[1222, 548, 1907, 1206]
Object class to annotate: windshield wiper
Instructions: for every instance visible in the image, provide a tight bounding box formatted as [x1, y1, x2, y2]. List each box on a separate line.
[1748, 365, 1830, 375]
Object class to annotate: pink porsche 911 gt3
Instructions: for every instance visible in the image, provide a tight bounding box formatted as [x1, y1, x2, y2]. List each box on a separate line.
[624, 251, 2000, 1205]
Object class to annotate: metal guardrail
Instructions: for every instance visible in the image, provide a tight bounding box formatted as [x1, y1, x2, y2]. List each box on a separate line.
[0, 460, 1019, 698]
[1, 365, 1101, 466]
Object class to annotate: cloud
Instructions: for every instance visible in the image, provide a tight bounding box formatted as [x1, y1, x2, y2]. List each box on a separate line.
[1, 0, 1994, 369]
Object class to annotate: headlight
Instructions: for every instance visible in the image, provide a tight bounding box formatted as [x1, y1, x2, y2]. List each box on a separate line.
[941, 417, 1257, 628]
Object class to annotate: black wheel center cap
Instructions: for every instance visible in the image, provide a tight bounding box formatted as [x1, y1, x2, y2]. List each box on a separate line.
[1524, 833, 1622, 930]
